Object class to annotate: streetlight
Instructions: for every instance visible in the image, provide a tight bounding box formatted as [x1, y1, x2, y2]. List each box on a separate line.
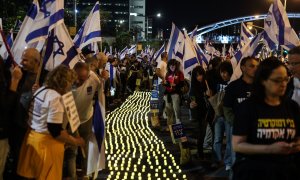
[146, 13, 161, 42]
[246, 22, 264, 35]
[74, 0, 77, 28]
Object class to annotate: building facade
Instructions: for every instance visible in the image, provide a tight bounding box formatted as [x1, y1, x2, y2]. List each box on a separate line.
[129, 0, 146, 41]
[65, 0, 130, 37]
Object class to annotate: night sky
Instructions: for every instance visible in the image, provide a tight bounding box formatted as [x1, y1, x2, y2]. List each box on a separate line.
[147, 0, 300, 31]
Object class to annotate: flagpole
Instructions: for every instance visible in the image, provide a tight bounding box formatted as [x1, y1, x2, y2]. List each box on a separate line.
[280, 0, 287, 61]
[0, 28, 17, 66]
[35, 39, 48, 84]
[100, 41, 102, 52]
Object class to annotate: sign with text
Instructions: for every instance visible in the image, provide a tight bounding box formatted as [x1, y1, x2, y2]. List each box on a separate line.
[170, 123, 187, 144]
[150, 100, 159, 113]
[151, 90, 159, 99]
[150, 100, 159, 109]
[62, 92, 80, 133]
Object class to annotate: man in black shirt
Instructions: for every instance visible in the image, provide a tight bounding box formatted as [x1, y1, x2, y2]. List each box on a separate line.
[8, 48, 41, 178]
[287, 46, 300, 106]
[223, 57, 259, 125]
[223, 56, 259, 167]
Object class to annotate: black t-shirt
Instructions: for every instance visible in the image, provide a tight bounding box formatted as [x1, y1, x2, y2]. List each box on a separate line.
[216, 80, 228, 93]
[223, 77, 252, 113]
[233, 98, 300, 161]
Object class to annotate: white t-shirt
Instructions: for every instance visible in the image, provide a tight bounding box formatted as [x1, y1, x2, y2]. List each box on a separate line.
[73, 71, 101, 123]
[28, 87, 64, 134]
[292, 77, 300, 106]
[156, 60, 167, 84]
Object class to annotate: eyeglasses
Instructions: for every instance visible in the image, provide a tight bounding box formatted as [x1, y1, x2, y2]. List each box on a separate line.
[268, 77, 290, 84]
[287, 61, 300, 67]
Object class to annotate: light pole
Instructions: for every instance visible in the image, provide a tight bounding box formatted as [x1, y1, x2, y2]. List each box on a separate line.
[246, 22, 264, 35]
[74, 0, 77, 29]
[146, 13, 161, 42]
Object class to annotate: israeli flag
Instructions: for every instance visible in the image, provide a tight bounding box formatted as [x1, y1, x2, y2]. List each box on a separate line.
[228, 44, 235, 57]
[189, 26, 198, 40]
[11, 0, 43, 65]
[90, 42, 99, 54]
[194, 41, 209, 69]
[205, 40, 216, 56]
[128, 44, 137, 55]
[73, 2, 101, 50]
[239, 22, 254, 48]
[87, 96, 106, 176]
[264, 0, 300, 50]
[183, 30, 200, 79]
[153, 44, 165, 63]
[166, 23, 185, 61]
[119, 46, 128, 60]
[0, 30, 14, 60]
[13, 19, 23, 31]
[230, 32, 264, 81]
[43, 23, 82, 71]
[25, 0, 64, 44]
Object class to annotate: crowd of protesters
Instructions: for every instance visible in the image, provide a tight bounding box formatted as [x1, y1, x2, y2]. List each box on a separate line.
[155, 47, 300, 180]
[0, 44, 300, 180]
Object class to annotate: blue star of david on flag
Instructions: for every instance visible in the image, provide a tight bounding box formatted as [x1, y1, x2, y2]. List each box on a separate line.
[53, 35, 64, 58]
[266, 21, 272, 27]
[40, 0, 55, 18]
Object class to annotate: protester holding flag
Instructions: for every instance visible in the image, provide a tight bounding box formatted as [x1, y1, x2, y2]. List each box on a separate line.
[65, 62, 102, 179]
[163, 59, 184, 129]
[0, 57, 23, 180]
[9, 48, 43, 178]
[17, 65, 85, 180]
[232, 58, 300, 180]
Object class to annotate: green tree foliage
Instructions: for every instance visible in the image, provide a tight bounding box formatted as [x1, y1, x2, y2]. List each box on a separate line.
[115, 31, 131, 51]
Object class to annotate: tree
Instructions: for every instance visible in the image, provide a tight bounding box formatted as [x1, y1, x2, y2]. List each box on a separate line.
[1, 1, 29, 31]
[115, 31, 131, 51]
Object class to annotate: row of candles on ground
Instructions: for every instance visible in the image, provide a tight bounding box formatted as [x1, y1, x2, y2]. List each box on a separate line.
[105, 92, 187, 179]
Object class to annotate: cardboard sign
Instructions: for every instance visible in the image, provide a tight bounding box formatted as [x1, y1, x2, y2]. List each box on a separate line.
[150, 100, 159, 113]
[170, 123, 187, 144]
[136, 79, 141, 86]
[62, 92, 81, 133]
[150, 100, 159, 109]
[151, 90, 159, 99]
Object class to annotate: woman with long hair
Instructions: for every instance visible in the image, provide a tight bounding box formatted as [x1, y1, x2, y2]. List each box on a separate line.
[232, 57, 300, 180]
[17, 65, 85, 180]
[189, 65, 211, 158]
[163, 59, 184, 129]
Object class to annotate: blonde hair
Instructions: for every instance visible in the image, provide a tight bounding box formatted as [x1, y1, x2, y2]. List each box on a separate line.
[45, 65, 77, 94]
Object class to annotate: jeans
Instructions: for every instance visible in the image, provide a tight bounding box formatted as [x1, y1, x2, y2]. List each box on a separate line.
[164, 94, 181, 125]
[0, 139, 9, 180]
[203, 124, 213, 148]
[158, 84, 166, 117]
[213, 116, 233, 167]
[64, 118, 93, 178]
